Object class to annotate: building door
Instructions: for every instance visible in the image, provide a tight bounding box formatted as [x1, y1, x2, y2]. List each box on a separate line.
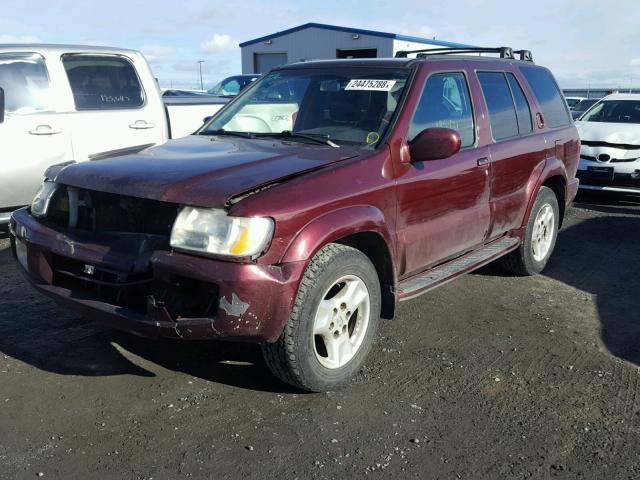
[254, 53, 288, 74]
[336, 48, 378, 59]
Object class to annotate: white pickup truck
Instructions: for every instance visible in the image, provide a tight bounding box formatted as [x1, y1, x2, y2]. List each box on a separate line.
[0, 44, 229, 227]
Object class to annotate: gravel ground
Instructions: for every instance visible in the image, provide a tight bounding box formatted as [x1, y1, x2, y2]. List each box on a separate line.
[1, 191, 639, 479]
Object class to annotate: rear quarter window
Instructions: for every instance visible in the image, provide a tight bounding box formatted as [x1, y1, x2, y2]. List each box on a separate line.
[520, 66, 570, 128]
[62, 54, 145, 110]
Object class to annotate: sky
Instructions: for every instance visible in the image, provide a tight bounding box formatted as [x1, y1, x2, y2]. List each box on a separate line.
[1, 0, 638, 90]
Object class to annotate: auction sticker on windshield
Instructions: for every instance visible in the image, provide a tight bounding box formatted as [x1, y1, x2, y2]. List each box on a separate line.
[345, 79, 397, 91]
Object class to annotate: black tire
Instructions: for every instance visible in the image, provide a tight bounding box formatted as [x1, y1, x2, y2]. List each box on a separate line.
[501, 186, 560, 276]
[262, 243, 381, 392]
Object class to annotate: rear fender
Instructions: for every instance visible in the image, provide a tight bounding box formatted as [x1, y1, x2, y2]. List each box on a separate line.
[522, 157, 567, 228]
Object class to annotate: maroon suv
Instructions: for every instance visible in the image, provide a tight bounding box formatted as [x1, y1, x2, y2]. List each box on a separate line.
[10, 47, 579, 391]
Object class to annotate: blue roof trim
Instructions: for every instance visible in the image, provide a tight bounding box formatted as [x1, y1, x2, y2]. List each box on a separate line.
[239, 22, 474, 48]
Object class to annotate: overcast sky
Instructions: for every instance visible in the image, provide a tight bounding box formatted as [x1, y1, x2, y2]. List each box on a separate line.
[1, 0, 638, 90]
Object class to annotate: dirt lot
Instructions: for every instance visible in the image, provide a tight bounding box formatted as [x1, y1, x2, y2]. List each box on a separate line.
[1, 192, 639, 480]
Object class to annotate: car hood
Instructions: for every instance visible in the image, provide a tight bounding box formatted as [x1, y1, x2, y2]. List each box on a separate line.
[54, 135, 360, 207]
[576, 121, 640, 146]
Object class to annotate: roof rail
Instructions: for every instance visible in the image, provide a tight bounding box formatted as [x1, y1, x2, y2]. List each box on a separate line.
[395, 46, 534, 62]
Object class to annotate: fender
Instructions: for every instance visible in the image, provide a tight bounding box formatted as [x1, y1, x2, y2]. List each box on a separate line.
[521, 156, 568, 229]
[281, 205, 395, 264]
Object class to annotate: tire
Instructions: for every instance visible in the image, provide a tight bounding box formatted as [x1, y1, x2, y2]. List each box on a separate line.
[262, 243, 381, 392]
[501, 186, 560, 276]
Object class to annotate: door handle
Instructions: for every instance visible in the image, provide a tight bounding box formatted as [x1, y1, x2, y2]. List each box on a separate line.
[129, 120, 156, 130]
[477, 157, 489, 167]
[29, 125, 62, 135]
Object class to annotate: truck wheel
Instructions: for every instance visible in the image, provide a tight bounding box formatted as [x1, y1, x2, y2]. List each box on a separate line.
[262, 243, 381, 392]
[501, 186, 560, 276]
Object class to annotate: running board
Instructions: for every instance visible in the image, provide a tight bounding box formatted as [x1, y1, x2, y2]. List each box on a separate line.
[397, 236, 520, 301]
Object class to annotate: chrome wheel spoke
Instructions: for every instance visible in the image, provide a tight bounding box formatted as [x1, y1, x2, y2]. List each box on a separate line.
[313, 300, 334, 335]
[312, 274, 371, 370]
[531, 203, 555, 262]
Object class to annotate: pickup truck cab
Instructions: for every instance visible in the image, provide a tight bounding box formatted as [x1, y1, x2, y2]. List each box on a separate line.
[10, 48, 580, 391]
[0, 44, 226, 227]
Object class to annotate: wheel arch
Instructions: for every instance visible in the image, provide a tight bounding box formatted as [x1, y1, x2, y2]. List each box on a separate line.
[281, 206, 397, 320]
[523, 157, 568, 228]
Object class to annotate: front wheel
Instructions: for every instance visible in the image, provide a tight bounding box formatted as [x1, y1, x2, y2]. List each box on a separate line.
[262, 243, 381, 392]
[501, 186, 560, 275]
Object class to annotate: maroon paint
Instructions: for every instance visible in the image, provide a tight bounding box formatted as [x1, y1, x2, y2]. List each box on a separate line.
[11, 57, 580, 343]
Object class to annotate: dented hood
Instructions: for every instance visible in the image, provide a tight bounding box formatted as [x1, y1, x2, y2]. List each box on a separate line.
[576, 121, 640, 146]
[55, 135, 359, 207]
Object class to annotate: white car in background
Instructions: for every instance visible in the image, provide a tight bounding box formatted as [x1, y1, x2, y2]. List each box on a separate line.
[575, 94, 640, 194]
[0, 44, 228, 228]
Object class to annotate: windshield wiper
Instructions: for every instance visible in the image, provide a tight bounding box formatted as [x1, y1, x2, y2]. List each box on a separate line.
[254, 131, 339, 148]
[201, 129, 254, 139]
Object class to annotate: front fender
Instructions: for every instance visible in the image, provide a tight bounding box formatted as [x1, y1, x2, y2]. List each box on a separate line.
[280, 205, 394, 264]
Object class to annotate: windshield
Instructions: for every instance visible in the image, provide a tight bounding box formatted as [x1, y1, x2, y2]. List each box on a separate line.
[201, 67, 412, 148]
[580, 100, 640, 123]
[574, 99, 598, 111]
[208, 76, 256, 96]
[566, 98, 582, 108]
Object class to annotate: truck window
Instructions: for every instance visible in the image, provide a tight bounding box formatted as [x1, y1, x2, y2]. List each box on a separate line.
[506, 73, 533, 134]
[409, 72, 475, 147]
[520, 66, 570, 128]
[0, 53, 52, 114]
[61, 55, 144, 110]
[478, 72, 519, 141]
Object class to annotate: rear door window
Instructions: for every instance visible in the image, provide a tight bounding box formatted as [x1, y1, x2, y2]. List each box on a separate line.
[506, 73, 533, 134]
[0, 53, 52, 114]
[409, 72, 475, 147]
[478, 72, 519, 140]
[62, 54, 144, 110]
[520, 66, 570, 128]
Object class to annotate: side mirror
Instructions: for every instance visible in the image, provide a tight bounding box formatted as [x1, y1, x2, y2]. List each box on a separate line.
[203, 116, 213, 124]
[408, 127, 461, 162]
[0, 87, 5, 124]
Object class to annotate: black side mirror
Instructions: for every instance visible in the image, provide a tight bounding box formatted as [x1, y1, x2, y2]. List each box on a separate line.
[203, 116, 213, 124]
[0, 87, 5, 124]
[408, 127, 461, 162]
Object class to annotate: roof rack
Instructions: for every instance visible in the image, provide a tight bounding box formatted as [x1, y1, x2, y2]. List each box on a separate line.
[395, 46, 534, 62]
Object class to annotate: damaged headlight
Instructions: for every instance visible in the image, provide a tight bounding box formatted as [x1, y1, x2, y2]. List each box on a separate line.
[170, 207, 274, 258]
[31, 181, 59, 218]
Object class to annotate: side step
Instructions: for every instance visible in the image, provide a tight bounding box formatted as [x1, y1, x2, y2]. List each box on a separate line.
[397, 236, 520, 301]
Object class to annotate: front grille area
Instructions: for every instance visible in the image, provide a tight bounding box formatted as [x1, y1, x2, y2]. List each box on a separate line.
[577, 170, 640, 189]
[580, 154, 639, 163]
[47, 186, 179, 237]
[51, 254, 219, 319]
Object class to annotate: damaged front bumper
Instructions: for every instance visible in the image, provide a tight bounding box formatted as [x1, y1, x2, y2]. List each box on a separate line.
[10, 208, 305, 342]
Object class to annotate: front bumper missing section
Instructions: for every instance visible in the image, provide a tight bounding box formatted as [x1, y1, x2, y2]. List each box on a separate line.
[10, 208, 305, 342]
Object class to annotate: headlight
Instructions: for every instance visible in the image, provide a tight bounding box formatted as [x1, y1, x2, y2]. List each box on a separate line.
[170, 207, 274, 258]
[31, 181, 59, 218]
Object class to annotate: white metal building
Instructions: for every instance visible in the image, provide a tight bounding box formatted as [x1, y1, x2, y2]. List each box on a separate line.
[240, 23, 473, 74]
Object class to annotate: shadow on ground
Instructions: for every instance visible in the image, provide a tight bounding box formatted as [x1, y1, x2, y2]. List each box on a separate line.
[0, 240, 297, 393]
[1, 191, 638, 389]
[480, 191, 640, 366]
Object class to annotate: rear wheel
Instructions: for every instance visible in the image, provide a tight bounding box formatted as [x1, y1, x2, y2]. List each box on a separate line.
[262, 243, 381, 392]
[501, 186, 560, 275]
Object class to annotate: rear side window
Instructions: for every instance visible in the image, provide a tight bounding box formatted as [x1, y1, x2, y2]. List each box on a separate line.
[478, 72, 519, 140]
[0, 53, 52, 114]
[409, 72, 475, 147]
[520, 66, 570, 128]
[506, 73, 533, 134]
[62, 55, 144, 110]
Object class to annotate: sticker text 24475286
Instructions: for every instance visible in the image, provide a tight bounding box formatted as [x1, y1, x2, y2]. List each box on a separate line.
[345, 79, 397, 92]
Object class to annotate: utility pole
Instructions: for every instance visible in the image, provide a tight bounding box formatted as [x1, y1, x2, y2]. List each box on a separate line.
[197, 60, 205, 91]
